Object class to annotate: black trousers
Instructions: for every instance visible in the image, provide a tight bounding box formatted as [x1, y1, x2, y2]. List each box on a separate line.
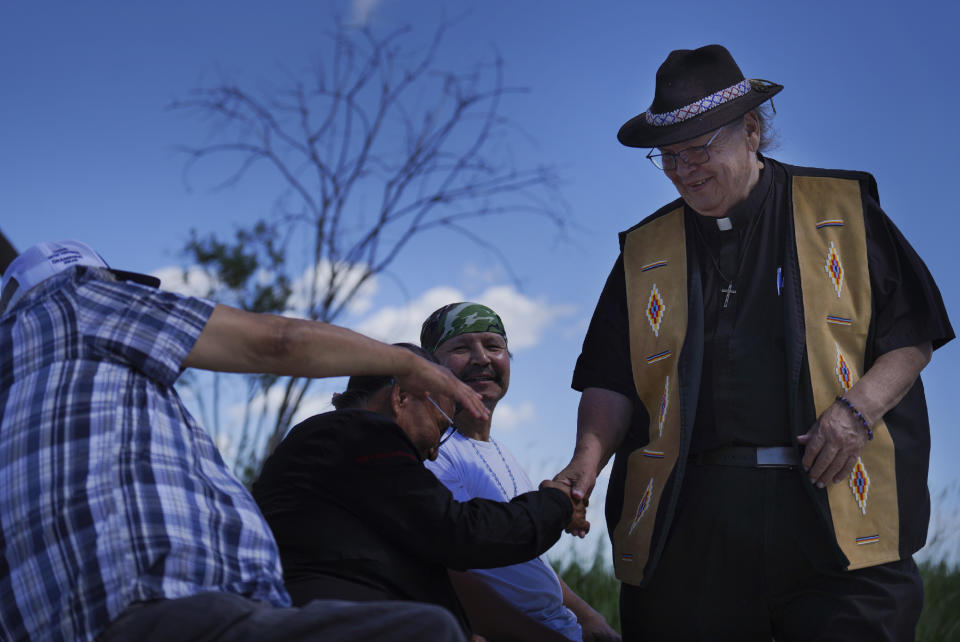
[620, 464, 923, 641]
[97, 592, 466, 642]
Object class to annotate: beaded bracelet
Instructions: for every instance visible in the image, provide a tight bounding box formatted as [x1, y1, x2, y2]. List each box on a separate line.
[835, 395, 873, 440]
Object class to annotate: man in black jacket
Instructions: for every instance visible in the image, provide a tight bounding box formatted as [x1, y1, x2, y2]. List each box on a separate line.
[253, 344, 581, 636]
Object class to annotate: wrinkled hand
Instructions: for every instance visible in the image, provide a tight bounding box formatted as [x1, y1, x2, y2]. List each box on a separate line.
[797, 400, 869, 487]
[552, 460, 597, 538]
[580, 614, 621, 642]
[551, 460, 597, 538]
[540, 480, 590, 537]
[395, 357, 489, 421]
[553, 459, 598, 503]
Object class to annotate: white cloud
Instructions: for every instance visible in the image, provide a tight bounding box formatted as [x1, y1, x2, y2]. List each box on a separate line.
[239, 379, 344, 427]
[354, 283, 576, 350]
[350, 0, 381, 26]
[355, 285, 465, 343]
[290, 387, 340, 425]
[461, 263, 507, 287]
[196, 376, 341, 462]
[287, 260, 379, 319]
[153, 265, 219, 298]
[477, 285, 577, 351]
[153, 260, 576, 353]
[173, 273, 578, 470]
[491, 401, 536, 432]
[155, 258, 379, 319]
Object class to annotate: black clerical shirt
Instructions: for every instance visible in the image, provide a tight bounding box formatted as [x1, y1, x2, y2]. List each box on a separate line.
[572, 156, 951, 455]
[689, 159, 790, 452]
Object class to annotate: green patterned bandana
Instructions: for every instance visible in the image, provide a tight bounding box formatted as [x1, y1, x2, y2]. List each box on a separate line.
[420, 302, 507, 353]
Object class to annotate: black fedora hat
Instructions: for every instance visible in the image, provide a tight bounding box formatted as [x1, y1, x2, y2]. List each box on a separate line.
[618, 44, 783, 148]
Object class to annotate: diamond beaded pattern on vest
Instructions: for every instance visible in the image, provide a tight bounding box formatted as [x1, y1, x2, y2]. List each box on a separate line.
[793, 174, 898, 568]
[617, 206, 688, 584]
[835, 344, 853, 391]
[825, 241, 844, 297]
[850, 457, 871, 515]
[646, 284, 665, 336]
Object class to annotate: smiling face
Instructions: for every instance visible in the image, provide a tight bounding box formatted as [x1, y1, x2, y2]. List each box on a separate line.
[661, 113, 761, 218]
[433, 331, 510, 411]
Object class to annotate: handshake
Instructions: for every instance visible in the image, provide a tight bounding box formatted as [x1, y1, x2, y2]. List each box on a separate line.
[539, 479, 590, 538]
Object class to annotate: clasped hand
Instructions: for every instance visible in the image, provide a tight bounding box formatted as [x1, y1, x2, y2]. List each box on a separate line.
[539, 480, 590, 537]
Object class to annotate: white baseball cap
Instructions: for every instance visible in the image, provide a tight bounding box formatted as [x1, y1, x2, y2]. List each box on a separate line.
[0, 240, 160, 313]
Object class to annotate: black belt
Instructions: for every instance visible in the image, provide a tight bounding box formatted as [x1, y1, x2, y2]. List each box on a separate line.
[692, 446, 800, 469]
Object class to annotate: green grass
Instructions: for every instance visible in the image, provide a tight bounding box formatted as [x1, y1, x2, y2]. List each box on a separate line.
[917, 560, 960, 642]
[552, 546, 621, 635]
[553, 552, 960, 639]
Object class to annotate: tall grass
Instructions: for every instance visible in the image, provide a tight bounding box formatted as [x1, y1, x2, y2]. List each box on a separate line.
[917, 560, 960, 642]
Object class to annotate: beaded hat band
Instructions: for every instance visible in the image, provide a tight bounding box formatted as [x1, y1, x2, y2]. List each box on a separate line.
[618, 44, 782, 148]
[644, 79, 751, 127]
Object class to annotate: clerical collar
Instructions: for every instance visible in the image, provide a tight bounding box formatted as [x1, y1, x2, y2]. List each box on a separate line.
[702, 156, 772, 232]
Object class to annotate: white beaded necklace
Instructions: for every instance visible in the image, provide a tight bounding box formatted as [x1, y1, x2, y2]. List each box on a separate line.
[469, 437, 518, 500]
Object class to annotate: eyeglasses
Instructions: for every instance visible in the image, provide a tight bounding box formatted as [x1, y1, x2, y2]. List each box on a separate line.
[646, 127, 724, 171]
[427, 394, 458, 447]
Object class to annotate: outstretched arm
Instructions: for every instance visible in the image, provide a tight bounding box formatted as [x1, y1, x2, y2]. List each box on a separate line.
[183, 303, 488, 419]
[798, 342, 932, 487]
[553, 388, 632, 537]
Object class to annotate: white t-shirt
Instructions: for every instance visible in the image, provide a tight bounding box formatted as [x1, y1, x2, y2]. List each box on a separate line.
[426, 431, 582, 641]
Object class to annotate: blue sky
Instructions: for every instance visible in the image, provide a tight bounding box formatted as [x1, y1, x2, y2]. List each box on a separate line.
[3, 0, 958, 561]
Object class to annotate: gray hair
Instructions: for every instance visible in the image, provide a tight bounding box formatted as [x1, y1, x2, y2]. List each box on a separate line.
[723, 104, 778, 154]
[752, 103, 778, 153]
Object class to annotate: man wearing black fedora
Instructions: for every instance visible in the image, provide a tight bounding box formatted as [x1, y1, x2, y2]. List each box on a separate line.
[555, 45, 953, 640]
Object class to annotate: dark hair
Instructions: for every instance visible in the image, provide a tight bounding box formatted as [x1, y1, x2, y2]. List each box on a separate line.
[331, 343, 437, 410]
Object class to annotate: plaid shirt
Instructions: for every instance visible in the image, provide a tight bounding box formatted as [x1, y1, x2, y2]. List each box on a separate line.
[0, 268, 289, 642]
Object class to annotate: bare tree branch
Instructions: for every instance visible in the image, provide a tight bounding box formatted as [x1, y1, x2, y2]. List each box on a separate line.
[169, 18, 566, 483]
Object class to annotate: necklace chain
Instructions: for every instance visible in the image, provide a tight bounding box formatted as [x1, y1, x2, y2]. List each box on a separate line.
[691, 209, 763, 310]
[469, 437, 518, 500]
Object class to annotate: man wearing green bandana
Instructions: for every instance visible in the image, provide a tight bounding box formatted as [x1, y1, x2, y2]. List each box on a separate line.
[422, 303, 620, 642]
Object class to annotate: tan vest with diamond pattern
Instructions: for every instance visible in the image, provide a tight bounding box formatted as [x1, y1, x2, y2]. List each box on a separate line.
[615, 175, 899, 586]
